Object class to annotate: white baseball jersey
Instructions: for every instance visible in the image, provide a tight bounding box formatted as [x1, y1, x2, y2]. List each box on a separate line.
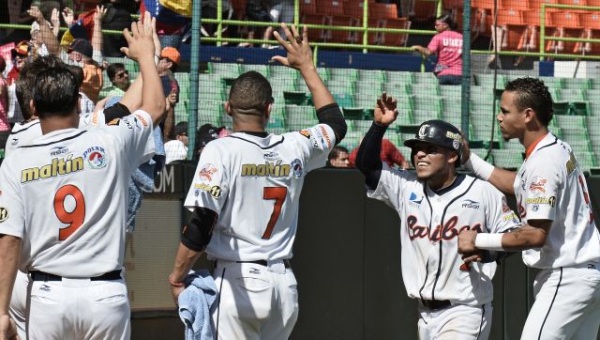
[0, 110, 154, 277]
[5, 119, 41, 156]
[184, 125, 336, 261]
[515, 133, 600, 269]
[368, 166, 520, 306]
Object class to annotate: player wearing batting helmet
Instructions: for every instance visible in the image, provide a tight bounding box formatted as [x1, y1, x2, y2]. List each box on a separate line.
[460, 77, 600, 339]
[356, 93, 520, 340]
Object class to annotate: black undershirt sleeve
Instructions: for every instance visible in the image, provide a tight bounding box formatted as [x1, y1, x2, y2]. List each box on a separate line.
[355, 122, 387, 190]
[316, 103, 347, 145]
[103, 103, 131, 122]
[181, 207, 218, 252]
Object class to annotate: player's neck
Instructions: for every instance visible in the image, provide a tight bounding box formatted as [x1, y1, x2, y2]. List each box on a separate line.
[40, 114, 79, 135]
[428, 173, 457, 192]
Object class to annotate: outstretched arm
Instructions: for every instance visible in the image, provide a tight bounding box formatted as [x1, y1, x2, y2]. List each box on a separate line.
[356, 93, 399, 189]
[271, 24, 347, 143]
[121, 18, 165, 126]
[462, 141, 517, 195]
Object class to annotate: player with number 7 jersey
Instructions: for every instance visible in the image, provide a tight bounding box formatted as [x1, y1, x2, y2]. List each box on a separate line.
[168, 23, 347, 339]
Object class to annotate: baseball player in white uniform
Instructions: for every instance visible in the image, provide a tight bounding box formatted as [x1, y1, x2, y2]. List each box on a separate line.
[0, 20, 165, 340]
[168, 24, 347, 339]
[355, 94, 521, 340]
[460, 77, 600, 339]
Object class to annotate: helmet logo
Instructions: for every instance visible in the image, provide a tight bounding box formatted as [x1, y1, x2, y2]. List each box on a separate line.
[418, 124, 430, 138]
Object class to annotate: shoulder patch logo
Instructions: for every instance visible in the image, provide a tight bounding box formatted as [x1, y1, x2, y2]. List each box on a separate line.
[299, 130, 311, 139]
[84, 146, 108, 169]
[0, 207, 8, 222]
[409, 192, 423, 205]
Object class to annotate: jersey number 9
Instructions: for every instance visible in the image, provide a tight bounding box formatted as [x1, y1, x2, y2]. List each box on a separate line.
[54, 184, 86, 241]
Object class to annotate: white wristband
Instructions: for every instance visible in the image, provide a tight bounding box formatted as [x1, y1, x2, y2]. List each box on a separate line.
[474, 233, 505, 251]
[464, 153, 495, 181]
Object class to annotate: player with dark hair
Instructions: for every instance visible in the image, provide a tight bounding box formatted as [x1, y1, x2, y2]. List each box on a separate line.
[0, 19, 165, 339]
[460, 77, 600, 339]
[168, 23, 347, 339]
[355, 93, 520, 339]
[328, 145, 350, 167]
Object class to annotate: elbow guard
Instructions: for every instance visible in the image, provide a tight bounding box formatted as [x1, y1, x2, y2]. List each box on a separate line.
[316, 103, 347, 144]
[181, 207, 217, 252]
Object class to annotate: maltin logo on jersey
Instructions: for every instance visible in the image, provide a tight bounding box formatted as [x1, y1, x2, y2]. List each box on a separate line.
[83, 146, 107, 169]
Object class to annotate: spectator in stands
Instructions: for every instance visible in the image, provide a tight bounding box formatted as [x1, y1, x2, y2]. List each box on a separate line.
[164, 121, 189, 164]
[327, 145, 350, 167]
[0, 57, 9, 134]
[27, 1, 61, 56]
[158, 47, 180, 139]
[62, 5, 106, 102]
[6, 41, 30, 86]
[65, 64, 95, 115]
[194, 123, 227, 160]
[100, 0, 135, 57]
[349, 138, 409, 169]
[99, 63, 130, 99]
[201, 0, 234, 41]
[411, 14, 463, 85]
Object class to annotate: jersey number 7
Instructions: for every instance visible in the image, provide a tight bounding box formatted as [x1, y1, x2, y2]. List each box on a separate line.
[54, 184, 86, 241]
[262, 187, 287, 239]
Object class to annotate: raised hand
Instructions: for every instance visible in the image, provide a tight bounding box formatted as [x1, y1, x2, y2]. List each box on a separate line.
[121, 19, 155, 61]
[374, 92, 398, 127]
[271, 24, 313, 73]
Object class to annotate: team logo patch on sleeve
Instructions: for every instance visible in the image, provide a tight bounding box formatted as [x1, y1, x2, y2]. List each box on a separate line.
[0, 207, 8, 222]
[291, 159, 303, 178]
[529, 178, 547, 194]
[198, 163, 218, 183]
[107, 118, 120, 126]
[299, 130, 311, 139]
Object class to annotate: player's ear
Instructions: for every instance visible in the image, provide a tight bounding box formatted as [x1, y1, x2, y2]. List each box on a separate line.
[523, 107, 536, 124]
[29, 99, 36, 117]
[224, 101, 232, 116]
[448, 150, 459, 165]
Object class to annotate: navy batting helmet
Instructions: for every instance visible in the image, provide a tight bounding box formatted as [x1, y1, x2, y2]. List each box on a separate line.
[404, 119, 463, 161]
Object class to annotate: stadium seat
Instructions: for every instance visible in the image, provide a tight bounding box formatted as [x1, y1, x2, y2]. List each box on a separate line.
[491, 149, 524, 169]
[385, 71, 414, 84]
[269, 65, 299, 80]
[285, 105, 317, 130]
[240, 64, 269, 77]
[474, 74, 506, 88]
[547, 12, 582, 53]
[369, 3, 399, 20]
[413, 95, 443, 115]
[563, 78, 591, 90]
[355, 80, 384, 96]
[329, 68, 359, 81]
[576, 152, 598, 172]
[270, 78, 299, 93]
[208, 62, 241, 78]
[557, 88, 586, 101]
[326, 79, 356, 94]
[557, 0, 589, 12]
[556, 114, 587, 129]
[358, 69, 386, 82]
[377, 18, 411, 47]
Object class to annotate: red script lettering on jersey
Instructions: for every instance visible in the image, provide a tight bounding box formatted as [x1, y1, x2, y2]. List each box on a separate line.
[407, 215, 482, 241]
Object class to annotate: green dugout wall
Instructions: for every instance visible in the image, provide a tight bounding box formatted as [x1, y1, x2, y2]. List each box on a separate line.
[129, 164, 600, 340]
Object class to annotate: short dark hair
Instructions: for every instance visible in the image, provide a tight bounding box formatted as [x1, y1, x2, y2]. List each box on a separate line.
[107, 63, 126, 81]
[33, 64, 79, 118]
[328, 145, 349, 162]
[65, 64, 84, 88]
[504, 77, 554, 126]
[228, 71, 273, 116]
[16, 55, 63, 120]
[436, 13, 457, 30]
[175, 121, 188, 136]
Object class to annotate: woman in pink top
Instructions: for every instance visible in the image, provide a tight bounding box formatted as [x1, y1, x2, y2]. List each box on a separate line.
[412, 14, 463, 85]
[0, 58, 10, 132]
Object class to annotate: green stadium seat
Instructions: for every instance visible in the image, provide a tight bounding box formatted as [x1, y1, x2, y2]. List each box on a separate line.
[562, 78, 591, 90]
[326, 79, 355, 95]
[343, 107, 366, 120]
[316, 67, 329, 81]
[208, 62, 241, 78]
[283, 91, 309, 105]
[413, 95, 443, 115]
[333, 93, 355, 108]
[285, 105, 318, 130]
[557, 89, 586, 102]
[576, 152, 598, 172]
[491, 149, 524, 170]
[538, 76, 565, 90]
[440, 85, 462, 99]
[355, 81, 383, 96]
[329, 68, 358, 81]
[269, 65, 299, 80]
[413, 72, 438, 85]
[198, 86, 225, 102]
[354, 119, 374, 133]
[240, 64, 269, 77]
[198, 101, 224, 126]
[358, 69, 386, 82]
[474, 74, 506, 89]
[385, 71, 414, 84]
[555, 115, 586, 129]
[503, 139, 525, 152]
[354, 93, 378, 110]
[383, 82, 411, 97]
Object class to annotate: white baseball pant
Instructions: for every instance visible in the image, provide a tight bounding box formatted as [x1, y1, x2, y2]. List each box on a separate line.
[418, 302, 492, 340]
[520, 262, 600, 340]
[212, 260, 299, 340]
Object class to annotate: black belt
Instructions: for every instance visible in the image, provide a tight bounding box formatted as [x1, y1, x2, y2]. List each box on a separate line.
[420, 299, 451, 310]
[236, 260, 291, 268]
[30, 270, 122, 282]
